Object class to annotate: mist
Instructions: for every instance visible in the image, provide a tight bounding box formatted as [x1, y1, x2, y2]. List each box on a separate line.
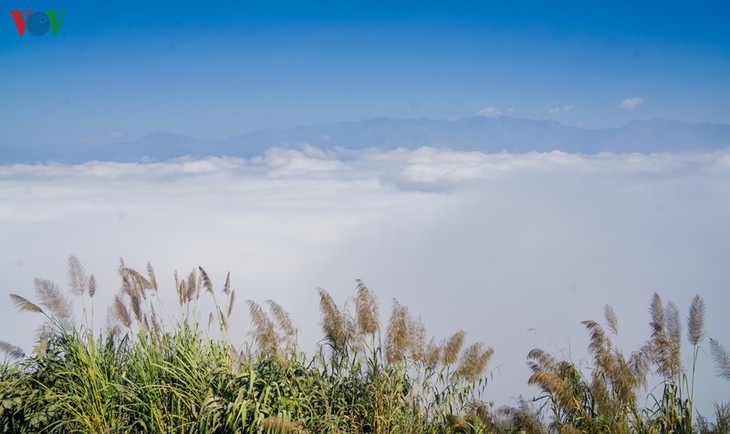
[1, 147, 729, 414]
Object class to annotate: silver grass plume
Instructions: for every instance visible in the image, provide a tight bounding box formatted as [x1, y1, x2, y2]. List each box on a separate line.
[223, 272, 231, 295]
[147, 262, 158, 292]
[199, 266, 214, 294]
[355, 279, 379, 335]
[665, 301, 682, 380]
[385, 299, 413, 365]
[248, 300, 278, 357]
[687, 295, 705, 346]
[87, 274, 96, 298]
[266, 299, 296, 342]
[67, 255, 87, 296]
[112, 294, 132, 328]
[318, 288, 350, 352]
[710, 338, 730, 381]
[227, 290, 236, 318]
[604, 304, 619, 335]
[456, 342, 494, 382]
[410, 318, 428, 363]
[34, 278, 72, 323]
[0, 341, 25, 359]
[442, 330, 466, 366]
[122, 267, 152, 296]
[187, 269, 198, 301]
[10, 294, 43, 314]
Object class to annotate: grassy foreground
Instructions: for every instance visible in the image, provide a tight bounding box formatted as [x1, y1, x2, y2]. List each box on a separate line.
[0, 257, 729, 433]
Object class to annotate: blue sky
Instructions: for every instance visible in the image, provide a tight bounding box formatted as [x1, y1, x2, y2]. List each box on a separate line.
[1, 0, 729, 146]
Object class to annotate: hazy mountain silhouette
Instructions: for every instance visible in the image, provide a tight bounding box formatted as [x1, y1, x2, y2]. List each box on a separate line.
[2, 117, 729, 164]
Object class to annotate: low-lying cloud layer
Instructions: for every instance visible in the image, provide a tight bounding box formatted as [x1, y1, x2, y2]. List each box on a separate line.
[1, 147, 729, 413]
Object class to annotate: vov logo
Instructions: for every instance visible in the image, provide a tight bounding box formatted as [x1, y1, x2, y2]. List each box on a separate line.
[10, 10, 66, 36]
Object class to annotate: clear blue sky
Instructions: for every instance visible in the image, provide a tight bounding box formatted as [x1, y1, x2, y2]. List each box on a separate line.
[1, 0, 729, 146]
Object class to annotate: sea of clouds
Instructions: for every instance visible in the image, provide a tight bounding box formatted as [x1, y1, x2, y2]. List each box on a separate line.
[1, 146, 729, 414]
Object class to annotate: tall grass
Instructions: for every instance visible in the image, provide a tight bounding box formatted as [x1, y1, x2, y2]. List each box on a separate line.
[1, 257, 728, 433]
[0, 258, 494, 433]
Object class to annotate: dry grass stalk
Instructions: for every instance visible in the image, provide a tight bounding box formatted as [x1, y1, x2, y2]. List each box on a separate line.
[355, 279, 379, 335]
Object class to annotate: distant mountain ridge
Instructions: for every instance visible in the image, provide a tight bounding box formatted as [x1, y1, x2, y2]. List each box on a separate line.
[2, 117, 730, 164]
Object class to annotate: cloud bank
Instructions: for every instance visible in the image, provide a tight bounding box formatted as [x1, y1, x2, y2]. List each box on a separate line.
[1, 147, 729, 413]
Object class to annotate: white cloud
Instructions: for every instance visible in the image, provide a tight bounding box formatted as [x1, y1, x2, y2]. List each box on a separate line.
[621, 97, 645, 112]
[476, 107, 502, 118]
[1, 148, 728, 415]
[549, 104, 574, 114]
[505, 107, 515, 114]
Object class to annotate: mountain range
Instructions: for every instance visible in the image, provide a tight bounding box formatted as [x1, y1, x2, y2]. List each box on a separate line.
[2, 117, 730, 164]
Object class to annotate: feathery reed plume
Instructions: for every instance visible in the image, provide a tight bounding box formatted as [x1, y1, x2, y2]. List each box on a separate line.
[67, 255, 87, 296]
[261, 415, 299, 433]
[266, 300, 296, 341]
[187, 269, 198, 301]
[223, 271, 231, 295]
[355, 279, 379, 335]
[122, 267, 152, 296]
[174, 270, 183, 304]
[34, 278, 72, 322]
[318, 288, 349, 352]
[227, 290, 236, 318]
[248, 301, 278, 357]
[628, 347, 651, 390]
[208, 312, 214, 330]
[710, 338, 730, 381]
[604, 304, 619, 335]
[455, 342, 494, 382]
[9, 294, 43, 314]
[129, 291, 143, 324]
[112, 294, 132, 328]
[665, 301, 682, 380]
[410, 318, 428, 363]
[442, 330, 466, 366]
[687, 295, 705, 346]
[199, 266, 214, 294]
[87, 274, 96, 298]
[147, 262, 158, 292]
[527, 349, 580, 413]
[425, 339, 441, 369]
[649, 292, 665, 339]
[0, 341, 25, 359]
[385, 299, 412, 365]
